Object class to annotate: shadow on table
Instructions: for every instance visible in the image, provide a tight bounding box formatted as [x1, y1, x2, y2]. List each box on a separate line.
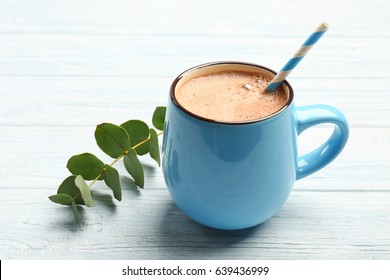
[156, 202, 270, 259]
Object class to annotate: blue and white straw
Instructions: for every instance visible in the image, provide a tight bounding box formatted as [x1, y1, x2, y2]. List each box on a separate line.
[265, 22, 329, 92]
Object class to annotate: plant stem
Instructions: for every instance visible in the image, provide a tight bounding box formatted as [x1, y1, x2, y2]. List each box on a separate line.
[88, 131, 164, 190]
[109, 154, 125, 168]
[72, 131, 164, 202]
[132, 131, 164, 150]
[88, 172, 104, 188]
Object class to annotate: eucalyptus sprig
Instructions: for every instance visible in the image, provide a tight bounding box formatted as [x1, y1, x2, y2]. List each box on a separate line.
[49, 106, 167, 221]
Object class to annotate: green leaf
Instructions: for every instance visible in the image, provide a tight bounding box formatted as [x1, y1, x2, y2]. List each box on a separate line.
[152, 106, 166, 131]
[123, 149, 144, 188]
[103, 165, 122, 201]
[95, 123, 130, 158]
[74, 175, 95, 207]
[149, 128, 160, 166]
[57, 175, 84, 205]
[121, 120, 150, 155]
[49, 193, 73, 205]
[66, 153, 105, 180]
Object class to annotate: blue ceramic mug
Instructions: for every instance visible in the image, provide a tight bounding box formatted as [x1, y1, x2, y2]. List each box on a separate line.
[162, 61, 349, 230]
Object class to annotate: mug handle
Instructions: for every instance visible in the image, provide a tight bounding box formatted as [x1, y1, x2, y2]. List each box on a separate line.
[296, 104, 349, 180]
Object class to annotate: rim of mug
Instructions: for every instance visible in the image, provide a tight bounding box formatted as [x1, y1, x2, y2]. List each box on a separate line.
[170, 61, 294, 125]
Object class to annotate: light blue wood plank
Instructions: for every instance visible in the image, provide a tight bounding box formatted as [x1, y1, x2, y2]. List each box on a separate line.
[0, 76, 388, 127]
[0, 0, 388, 37]
[1, 189, 389, 259]
[0, 36, 388, 79]
[0, 126, 388, 191]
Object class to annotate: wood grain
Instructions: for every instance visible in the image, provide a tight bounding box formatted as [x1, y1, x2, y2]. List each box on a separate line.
[1, 189, 389, 259]
[0, 0, 389, 259]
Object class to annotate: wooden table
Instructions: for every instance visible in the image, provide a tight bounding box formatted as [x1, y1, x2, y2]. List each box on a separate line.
[1, 0, 389, 259]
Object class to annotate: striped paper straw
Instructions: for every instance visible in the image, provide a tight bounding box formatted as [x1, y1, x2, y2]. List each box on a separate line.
[265, 22, 329, 92]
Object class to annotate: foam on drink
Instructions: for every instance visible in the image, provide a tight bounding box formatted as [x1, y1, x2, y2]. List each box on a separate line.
[175, 71, 288, 122]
